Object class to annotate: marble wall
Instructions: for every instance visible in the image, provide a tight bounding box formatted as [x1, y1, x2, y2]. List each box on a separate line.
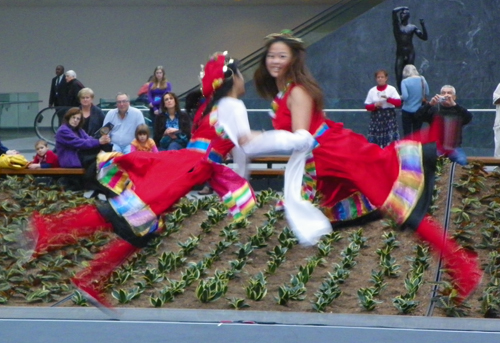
[244, 0, 500, 156]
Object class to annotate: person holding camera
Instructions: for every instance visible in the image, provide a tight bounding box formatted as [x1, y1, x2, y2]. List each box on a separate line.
[414, 85, 472, 165]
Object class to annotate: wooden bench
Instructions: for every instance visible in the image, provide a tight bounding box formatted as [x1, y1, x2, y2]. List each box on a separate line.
[0, 168, 85, 176]
[468, 156, 500, 166]
[1, 156, 497, 178]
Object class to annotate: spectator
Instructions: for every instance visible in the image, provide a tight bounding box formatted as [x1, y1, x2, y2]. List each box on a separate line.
[137, 75, 153, 107]
[364, 69, 402, 147]
[64, 70, 84, 107]
[78, 88, 105, 137]
[49, 65, 67, 107]
[28, 140, 59, 169]
[400, 64, 429, 136]
[55, 108, 110, 168]
[103, 93, 145, 154]
[417, 85, 472, 165]
[0, 139, 18, 155]
[493, 83, 500, 158]
[157, 92, 191, 150]
[131, 124, 158, 153]
[148, 66, 172, 143]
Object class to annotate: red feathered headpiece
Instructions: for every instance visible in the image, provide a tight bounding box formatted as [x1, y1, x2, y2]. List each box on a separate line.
[200, 51, 232, 98]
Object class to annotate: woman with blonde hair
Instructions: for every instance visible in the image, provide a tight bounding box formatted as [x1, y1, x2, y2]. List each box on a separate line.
[78, 87, 105, 136]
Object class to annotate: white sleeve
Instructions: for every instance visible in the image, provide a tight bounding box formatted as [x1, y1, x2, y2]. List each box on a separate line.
[216, 98, 251, 147]
[364, 87, 376, 104]
[242, 129, 314, 155]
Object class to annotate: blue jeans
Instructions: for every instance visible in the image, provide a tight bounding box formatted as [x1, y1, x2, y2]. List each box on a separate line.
[159, 136, 184, 151]
[112, 144, 131, 154]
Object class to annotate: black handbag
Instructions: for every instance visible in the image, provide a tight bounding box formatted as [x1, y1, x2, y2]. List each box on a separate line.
[415, 77, 430, 121]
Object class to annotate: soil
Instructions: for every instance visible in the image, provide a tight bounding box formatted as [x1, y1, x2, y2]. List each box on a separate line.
[0, 160, 498, 318]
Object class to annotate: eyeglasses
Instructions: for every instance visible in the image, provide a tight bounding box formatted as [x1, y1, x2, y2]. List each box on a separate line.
[116, 100, 129, 104]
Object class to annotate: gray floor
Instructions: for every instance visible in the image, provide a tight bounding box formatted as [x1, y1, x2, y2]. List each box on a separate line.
[0, 307, 499, 343]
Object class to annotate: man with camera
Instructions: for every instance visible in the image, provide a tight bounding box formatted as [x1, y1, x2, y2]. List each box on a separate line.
[416, 85, 472, 165]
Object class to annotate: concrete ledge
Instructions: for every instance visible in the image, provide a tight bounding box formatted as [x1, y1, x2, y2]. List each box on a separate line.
[0, 307, 499, 332]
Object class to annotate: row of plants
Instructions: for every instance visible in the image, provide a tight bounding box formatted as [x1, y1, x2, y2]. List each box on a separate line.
[1, 163, 498, 318]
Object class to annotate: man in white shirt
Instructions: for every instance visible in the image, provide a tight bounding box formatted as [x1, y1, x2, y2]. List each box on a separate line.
[103, 93, 145, 154]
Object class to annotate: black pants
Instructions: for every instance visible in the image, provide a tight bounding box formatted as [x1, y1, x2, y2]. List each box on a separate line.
[401, 110, 423, 137]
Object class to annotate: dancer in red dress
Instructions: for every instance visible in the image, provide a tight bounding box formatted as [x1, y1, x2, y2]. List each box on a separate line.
[27, 52, 255, 309]
[247, 30, 482, 301]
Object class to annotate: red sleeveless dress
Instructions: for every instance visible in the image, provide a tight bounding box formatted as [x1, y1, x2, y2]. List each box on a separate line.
[272, 83, 435, 229]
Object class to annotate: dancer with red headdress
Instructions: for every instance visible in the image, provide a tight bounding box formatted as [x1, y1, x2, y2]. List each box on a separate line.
[27, 52, 256, 310]
[243, 30, 482, 301]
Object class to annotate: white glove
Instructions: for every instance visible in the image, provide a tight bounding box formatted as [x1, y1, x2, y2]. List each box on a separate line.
[242, 129, 314, 155]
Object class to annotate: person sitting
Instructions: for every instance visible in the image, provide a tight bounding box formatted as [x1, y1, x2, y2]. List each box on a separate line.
[79, 88, 105, 137]
[137, 75, 153, 107]
[28, 140, 59, 169]
[416, 85, 472, 165]
[103, 93, 145, 154]
[157, 92, 192, 150]
[55, 108, 111, 168]
[131, 124, 158, 153]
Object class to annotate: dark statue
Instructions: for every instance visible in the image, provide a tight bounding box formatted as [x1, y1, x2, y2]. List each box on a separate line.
[393, 6, 428, 90]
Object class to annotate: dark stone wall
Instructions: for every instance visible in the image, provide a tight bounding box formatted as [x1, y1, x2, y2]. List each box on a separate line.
[243, 0, 500, 156]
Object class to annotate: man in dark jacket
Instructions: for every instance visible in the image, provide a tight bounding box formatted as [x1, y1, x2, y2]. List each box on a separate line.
[419, 85, 472, 165]
[63, 70, 84, 107]
[49, 65, 67, 107]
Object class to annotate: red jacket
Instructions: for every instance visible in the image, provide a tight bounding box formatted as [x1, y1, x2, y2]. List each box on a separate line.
[32, 150, 59, 168]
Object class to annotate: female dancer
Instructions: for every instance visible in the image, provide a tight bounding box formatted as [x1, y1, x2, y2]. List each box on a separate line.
[246, 31, 481, 301]
[28, 53, 255, 309]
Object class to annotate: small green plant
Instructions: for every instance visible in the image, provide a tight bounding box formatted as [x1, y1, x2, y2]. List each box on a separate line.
[381, 231, 400, 249]
[111, 286, 143, 304]
[177, 235, 200, 256]
[166, 278, 186, 296]
[227, 297, 250, 310]
[349, 228, 367, 248]
[357, 288, 381, 311]
[275, 285, 291, 306]
[235, 242, 254, 259]
[195, 276, 228, 303]
[72, 290, 88, 307]
[370, 270, 387, 296]
[317, 241, 332, 257]
[322, 231, 343, 245]
[149, 287, 175, 307]
[245, 272, 268, 301]
[142, 268, 164, 287]
[392, 294, 419, 314]
[435, 281, 471, 317]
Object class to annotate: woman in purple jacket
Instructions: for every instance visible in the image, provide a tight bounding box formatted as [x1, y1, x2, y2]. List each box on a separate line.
[55, 108, 110, 168]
